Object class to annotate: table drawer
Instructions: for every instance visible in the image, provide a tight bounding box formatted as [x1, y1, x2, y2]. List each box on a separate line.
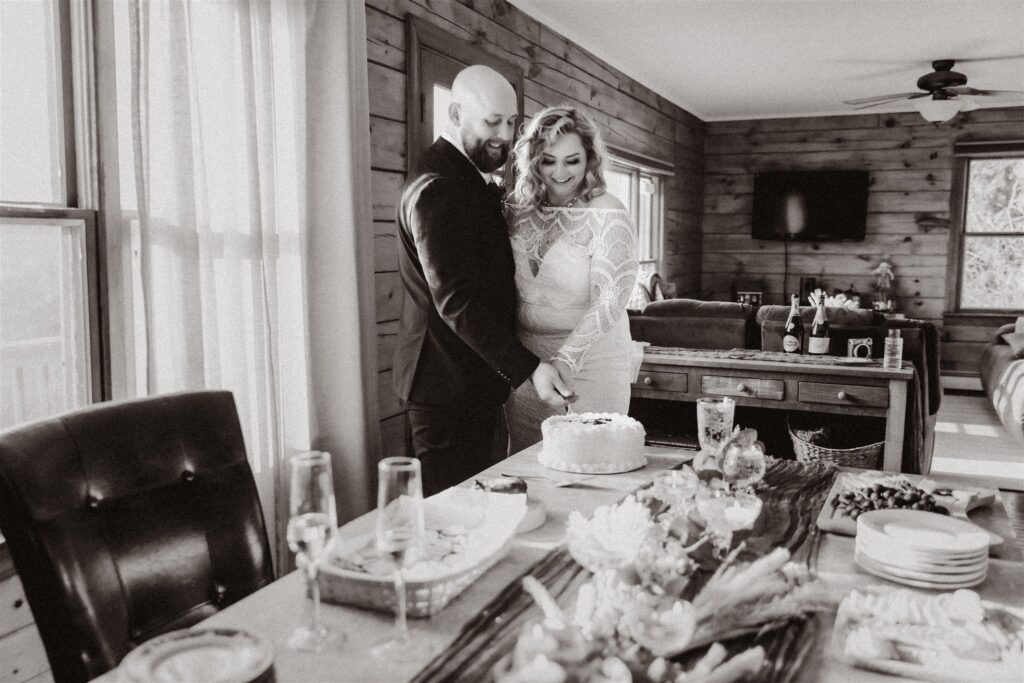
[634, 370, 688, 394]
[798, 382, 888, 408]
[701, 375, 784, 400]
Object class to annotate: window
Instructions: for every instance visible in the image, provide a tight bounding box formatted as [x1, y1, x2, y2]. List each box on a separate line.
[948, 142, 1024, 313]
[604, 149, 671, 269]
[0, 0, 103, 430]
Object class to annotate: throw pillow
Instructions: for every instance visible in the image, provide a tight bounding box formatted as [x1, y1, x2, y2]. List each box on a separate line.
[1002, 332, 1024, 358]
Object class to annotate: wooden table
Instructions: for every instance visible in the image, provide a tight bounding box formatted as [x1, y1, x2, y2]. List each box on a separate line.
[633, 348, 915, 472]
[92, 445, 1023, 683]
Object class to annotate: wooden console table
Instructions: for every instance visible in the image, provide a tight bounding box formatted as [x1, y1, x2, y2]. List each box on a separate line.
[631, 347, 915, 472]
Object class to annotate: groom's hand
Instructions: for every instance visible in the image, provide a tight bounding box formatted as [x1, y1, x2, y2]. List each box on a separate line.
[531, 362, 573, 407]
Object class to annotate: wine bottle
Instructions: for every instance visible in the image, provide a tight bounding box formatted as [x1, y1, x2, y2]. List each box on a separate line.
[782, 294, 804, 353]
[807, 299, 830, 355]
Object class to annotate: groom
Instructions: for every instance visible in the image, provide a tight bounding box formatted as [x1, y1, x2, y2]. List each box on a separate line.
[393, 65, 570, 495]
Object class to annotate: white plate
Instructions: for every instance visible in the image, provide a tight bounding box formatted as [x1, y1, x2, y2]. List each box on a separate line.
[118, 627, 274, 683]
[855, 554, 987, 590]
[857, 510, 990, 554]
[856, 543, 987, 574]
[833, 357, 874, 364]
[856, 533, 988, 566]
[855, 551, 987, 583]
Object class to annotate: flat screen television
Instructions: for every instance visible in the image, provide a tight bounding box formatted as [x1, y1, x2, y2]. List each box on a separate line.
[751, 170, 869, 241]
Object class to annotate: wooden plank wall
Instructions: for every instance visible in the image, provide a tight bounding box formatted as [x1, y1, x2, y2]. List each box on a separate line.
[365, 0, 705, 459]
[702, 107, 1024, 376]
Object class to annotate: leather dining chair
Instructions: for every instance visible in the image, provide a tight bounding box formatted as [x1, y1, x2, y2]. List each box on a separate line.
[0, 391, 275, 683]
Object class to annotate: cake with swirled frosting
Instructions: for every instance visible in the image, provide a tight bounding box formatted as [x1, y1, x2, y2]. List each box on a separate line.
[538, 412, 646, 474]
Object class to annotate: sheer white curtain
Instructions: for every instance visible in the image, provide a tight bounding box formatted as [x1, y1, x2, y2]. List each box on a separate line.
[95, 0, 379, 565]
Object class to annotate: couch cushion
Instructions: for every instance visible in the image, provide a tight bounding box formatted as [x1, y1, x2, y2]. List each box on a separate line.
[981, 343, 1024, 444]
[629, 316, 749, 350]
[1002, 332, 1024, 358]
[756, 305, 884, 326]
[643, 298, 756, 320]
[629, 298, 758, 349]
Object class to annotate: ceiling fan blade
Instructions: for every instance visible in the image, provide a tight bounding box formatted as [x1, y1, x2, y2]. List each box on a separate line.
[950, 86, 1024, 97]
[850, 92, 932, 110]
[851, 98, 910, 110]
[958, 97, 981, 112]
[948, 54, 1024, 65]
[843, 92, 924, 105]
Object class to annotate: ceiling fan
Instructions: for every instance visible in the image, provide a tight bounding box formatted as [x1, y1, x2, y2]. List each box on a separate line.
[843, 59, 1024, 122]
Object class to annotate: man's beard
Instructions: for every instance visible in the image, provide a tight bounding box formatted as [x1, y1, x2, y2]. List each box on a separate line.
[463, 134, 509, 173]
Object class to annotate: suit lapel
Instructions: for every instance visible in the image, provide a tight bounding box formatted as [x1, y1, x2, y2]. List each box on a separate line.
[427, 138, 491, 194]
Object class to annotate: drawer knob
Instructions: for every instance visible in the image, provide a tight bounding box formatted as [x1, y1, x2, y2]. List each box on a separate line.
[837, 391, 848, 401]
[643, 376, 653, 386]
[736, 383, 747, 392]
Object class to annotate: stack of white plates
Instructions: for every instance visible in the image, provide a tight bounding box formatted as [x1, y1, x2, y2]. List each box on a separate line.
[854, 509, 989, 589]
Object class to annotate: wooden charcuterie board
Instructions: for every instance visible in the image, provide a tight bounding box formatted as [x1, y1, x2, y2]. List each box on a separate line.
[815, 470, 1019, 559]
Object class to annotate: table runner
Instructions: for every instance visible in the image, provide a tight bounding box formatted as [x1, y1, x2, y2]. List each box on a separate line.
[412, 458, 838, 682]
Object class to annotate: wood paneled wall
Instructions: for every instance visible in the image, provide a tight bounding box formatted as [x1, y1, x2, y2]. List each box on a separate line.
[365, 0, 705, 459]
[702, 107, 1024, 375]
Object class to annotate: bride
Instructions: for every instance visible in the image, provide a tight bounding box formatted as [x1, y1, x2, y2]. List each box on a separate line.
[505, 106, 643, 453]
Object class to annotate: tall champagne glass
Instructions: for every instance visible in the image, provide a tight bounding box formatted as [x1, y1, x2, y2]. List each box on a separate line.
[286, 451, 341, 651]
[371, 457, 432, 658]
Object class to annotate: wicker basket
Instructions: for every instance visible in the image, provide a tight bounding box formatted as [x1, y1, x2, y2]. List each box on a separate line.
[317, 534, 513, 618]
[787, 417, 883, 469]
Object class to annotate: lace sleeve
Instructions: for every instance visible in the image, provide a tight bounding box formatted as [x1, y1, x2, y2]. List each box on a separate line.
[553, 210, 639, 373]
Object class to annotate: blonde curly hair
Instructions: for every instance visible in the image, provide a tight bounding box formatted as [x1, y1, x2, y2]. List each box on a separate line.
[512, 106, 607, 209]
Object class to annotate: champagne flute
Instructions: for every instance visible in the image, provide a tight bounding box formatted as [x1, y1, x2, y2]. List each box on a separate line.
[371, 457, 432, 658]
[286, 450, 341, 652]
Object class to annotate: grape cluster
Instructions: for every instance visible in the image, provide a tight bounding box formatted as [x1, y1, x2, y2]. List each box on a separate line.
[831, 481, 947, 519]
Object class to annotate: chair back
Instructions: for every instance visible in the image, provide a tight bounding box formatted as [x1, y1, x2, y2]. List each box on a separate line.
[0, 391, 274, 683]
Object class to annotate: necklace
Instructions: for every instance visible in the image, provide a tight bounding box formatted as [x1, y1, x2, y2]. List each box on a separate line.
[544, 193, 579, 208]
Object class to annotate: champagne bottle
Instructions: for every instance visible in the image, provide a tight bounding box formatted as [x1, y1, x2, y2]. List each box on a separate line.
[807, 299, 830, 355]
[782, 294, 804, 353]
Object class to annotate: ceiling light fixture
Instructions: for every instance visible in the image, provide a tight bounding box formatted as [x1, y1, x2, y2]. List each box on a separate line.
[914, 97, 962, 123]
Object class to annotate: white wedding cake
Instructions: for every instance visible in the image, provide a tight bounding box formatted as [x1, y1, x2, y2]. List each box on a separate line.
[538, 412, 646, 474]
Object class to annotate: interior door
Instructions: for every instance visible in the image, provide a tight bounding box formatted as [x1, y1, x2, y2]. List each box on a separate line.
[411, 42, 521, 188]
[419, 49, 464, 154]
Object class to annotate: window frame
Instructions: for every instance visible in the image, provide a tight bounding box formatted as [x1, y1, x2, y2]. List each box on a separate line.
[0, 0, 77, 208]
[0, 0, 107, 403]
[0, 207, 102, 405]
[605, 145, 672, 271]
[945, 140, 1024, 315]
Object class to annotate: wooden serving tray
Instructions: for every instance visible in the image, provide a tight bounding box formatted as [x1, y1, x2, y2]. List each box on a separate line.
[815, 470, 1021, 559]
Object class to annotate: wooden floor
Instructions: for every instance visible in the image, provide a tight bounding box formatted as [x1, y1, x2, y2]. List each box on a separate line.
[930, 391, 1024, 492]
[927, 391, 1024, 551]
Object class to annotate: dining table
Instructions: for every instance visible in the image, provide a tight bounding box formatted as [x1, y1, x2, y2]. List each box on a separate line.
[92, 443, 1024, 683]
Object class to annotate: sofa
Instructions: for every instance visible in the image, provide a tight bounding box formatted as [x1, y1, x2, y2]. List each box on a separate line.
[628, 298, 941, 473]
[980, 322, 1024, 443]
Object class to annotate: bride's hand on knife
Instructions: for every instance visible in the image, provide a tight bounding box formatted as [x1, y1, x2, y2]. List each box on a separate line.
[530, 361, 575, 407]
[551, 359, 577, 403]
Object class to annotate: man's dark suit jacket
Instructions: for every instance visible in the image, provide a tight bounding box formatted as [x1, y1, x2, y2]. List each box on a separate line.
[393, 138, 539, 407]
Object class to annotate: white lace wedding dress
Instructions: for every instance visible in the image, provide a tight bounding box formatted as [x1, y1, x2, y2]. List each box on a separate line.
[505, 204, 645, 454]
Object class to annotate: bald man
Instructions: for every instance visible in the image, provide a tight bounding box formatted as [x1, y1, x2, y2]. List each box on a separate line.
[393, 65, 570, 495]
